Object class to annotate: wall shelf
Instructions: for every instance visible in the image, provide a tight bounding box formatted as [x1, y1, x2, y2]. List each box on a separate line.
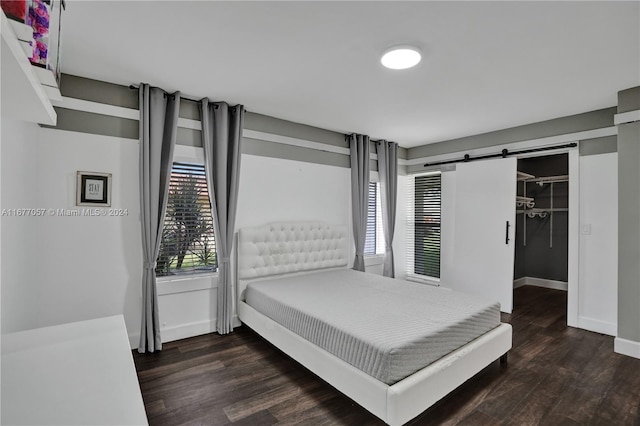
[1, 12, 57, 125]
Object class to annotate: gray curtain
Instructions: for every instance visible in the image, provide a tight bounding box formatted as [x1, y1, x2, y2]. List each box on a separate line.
[377, 141, 399, 277]
[349, 133, 371, 272]
[201, 100, 244, 335]
[138, 84, 181, 353]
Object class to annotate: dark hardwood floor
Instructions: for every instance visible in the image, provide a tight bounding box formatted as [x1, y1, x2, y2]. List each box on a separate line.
[133, 286, 640, 425]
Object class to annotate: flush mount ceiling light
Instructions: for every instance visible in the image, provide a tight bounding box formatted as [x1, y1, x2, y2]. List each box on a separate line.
[381, 46, 422, 70]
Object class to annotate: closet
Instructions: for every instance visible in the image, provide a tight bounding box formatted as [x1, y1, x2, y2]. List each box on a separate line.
[513, 153, 569, 295]
[445, 151, 574, 315]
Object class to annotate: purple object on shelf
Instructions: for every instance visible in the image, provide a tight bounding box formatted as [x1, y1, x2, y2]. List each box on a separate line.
[29, 0, 50, 67]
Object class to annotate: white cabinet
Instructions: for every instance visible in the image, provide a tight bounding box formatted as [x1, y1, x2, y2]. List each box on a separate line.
[1, 316, 149, 425]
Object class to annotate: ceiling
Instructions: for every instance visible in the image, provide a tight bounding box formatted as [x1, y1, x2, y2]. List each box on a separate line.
[61, 1, 640, 148]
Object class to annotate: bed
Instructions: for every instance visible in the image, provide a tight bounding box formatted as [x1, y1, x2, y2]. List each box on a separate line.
[236, 221, 512, 426]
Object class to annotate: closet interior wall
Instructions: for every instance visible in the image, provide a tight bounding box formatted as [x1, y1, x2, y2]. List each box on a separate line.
[514, 154, 569, 285]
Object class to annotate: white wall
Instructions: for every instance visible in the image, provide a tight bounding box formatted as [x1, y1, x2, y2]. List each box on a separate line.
[1, 118, 40, 333]
[157, 274, 218, 343]
[34, 128, 143, 341]
[236, 155, 408, 278]
[13, 129, 224, 345]
[237, 154, 352, 229]
[578, 152, 618, 335]
[439, 169, 457, 288]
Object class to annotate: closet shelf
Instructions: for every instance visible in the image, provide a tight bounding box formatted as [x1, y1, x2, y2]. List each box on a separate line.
[517, 171, 535, 181]
[516, 196, 535, 208]
[517, 166, 568, 249]
[516, 196, 534, 202]
[522, 174, 569, 185]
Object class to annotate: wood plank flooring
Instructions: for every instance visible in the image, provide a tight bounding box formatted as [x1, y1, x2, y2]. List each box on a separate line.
[133, 286, 640, 425]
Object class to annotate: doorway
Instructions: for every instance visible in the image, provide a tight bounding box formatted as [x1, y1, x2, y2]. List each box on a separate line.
[442, 147, 579, 323]
[514, 153, 569, 295]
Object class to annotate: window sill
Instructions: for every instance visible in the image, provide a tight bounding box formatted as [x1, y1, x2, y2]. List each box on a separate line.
[406, 274, 440, 287]
[364, 254, 385, 267]
[156, 273, 218, 296]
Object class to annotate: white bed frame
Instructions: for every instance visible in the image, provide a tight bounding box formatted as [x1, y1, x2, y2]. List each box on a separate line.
[236, 222, 512, 426]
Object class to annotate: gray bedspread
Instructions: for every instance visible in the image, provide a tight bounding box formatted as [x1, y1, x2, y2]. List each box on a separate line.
[244, 269, 500, 385]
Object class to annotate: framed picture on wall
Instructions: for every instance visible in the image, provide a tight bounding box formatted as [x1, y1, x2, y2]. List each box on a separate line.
[76, 171, 112, 206]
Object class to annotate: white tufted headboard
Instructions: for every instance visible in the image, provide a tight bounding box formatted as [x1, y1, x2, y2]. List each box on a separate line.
[236, 221, 349, 299]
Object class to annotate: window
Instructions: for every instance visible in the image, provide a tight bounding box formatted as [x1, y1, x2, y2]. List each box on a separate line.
[365, 182, 377, 255]
[156, 162, 217, 277]
[408, 173, 441, 278]
[365, 182, 385, 256]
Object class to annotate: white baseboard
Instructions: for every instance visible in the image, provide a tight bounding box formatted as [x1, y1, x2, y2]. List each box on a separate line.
[578, 316, 617, 336]
[614, 337, 640, 359]
[513, 276, 568, 291]
[128, 315, 242, 349]
[513, 277, 527, 289]
[232, 315, 242, 328]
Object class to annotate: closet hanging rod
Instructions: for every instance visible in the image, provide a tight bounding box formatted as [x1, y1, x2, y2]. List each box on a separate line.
[516, 208, 569, 213]
[423, 142, 577, 167]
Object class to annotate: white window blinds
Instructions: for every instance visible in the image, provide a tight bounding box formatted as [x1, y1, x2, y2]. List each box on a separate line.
[365, 181, 377, 255]
[408, 173, 441, 278]
[156, 162, 217, 277]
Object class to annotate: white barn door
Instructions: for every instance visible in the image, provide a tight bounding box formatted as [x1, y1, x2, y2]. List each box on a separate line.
[450, 157, 517, 313]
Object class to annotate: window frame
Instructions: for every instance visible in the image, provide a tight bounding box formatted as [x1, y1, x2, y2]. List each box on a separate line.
[364, 178, 386, 271]
[156, 146, 218, 296]
[364, 179, 385, 256]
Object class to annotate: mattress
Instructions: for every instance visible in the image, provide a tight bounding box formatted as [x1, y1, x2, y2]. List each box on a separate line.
[244, 269, 501, 385]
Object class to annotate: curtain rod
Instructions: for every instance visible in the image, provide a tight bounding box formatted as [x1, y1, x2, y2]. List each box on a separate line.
[129, 84, 201, 103]
[343, 134, 391, 144]
[423, 142, 578, 167]
[128, 84, 247, 111]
